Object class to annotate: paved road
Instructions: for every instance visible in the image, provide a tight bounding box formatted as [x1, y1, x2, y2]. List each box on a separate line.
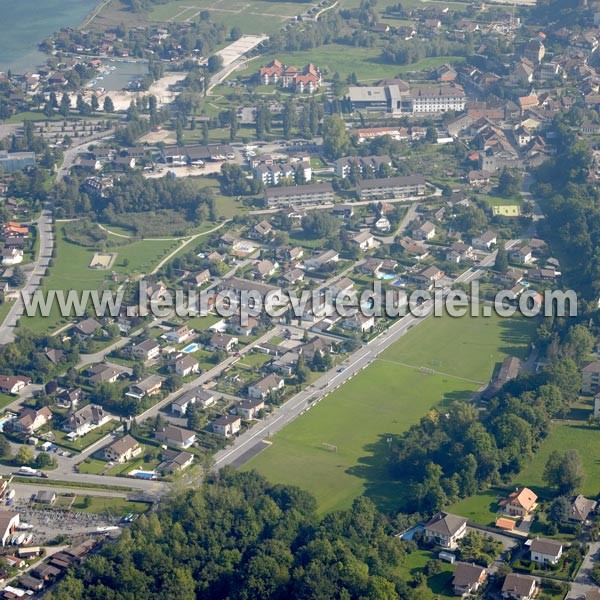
[567, 542, 600, 599]
[57, 130, 116, 181]
[213, 251, 498, 469]
[0, 208, 54, 345]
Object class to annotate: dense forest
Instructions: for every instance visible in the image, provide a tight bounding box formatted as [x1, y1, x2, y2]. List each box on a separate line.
[48, 470, 414, 600]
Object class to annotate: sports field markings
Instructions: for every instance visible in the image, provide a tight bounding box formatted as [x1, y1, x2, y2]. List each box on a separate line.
[375, 358, 487, 385]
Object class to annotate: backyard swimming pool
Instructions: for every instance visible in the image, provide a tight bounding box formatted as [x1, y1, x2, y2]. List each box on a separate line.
[182, 343, 199, 353]
[376, 272, 396, 280]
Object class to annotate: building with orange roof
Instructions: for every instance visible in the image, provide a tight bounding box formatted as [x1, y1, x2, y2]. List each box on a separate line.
[495, 517, 517, 531]
[499, 487, 538, 517]
[258, 60, 321, 93]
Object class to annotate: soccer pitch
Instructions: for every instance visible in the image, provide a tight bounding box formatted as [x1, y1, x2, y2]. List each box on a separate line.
[244, 313, 535, 513]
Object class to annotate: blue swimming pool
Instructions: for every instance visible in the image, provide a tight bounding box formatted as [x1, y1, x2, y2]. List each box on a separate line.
[399, 525, 424, 541]
[182, 343, 199, 353]
[377, 272, 396, 280]
[392, 279, 406, 287]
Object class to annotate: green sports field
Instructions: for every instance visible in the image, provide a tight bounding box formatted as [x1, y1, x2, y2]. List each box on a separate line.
[244, 312, 534, 514]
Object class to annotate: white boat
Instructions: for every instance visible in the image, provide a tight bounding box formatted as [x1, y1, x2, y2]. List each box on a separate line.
[17, 523, 33, 531]
[22, 533, 33, 546]
[10, 535, 18, 545]
[16, 534, 26, 546]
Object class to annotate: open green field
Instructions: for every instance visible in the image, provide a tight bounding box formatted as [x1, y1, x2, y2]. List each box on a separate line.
[514, 423, 600, 498]
[148, 0, 309, 33]
[236, 45, 464, 83]
[245, 313, 534, 513]
[20, 229, 179, 334]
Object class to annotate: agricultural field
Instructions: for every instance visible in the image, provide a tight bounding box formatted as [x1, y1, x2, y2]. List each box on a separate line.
[245, 312, 535, 514]
[147, 0, 311, 34]
[20, 228, 179, 335]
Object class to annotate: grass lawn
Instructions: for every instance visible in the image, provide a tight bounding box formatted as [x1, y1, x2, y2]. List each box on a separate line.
[71, 496, 150, 516]
[514, 423, 600, 499]
[236, 353, 273, 369]
[0, 393, 16, 410]
[245, 313, 534, 513]
[20, 229, 178, 334]
[77, 457, 109, 475]
[188, 313, 222, 331]
[0, 300, 15, 329]
[448, 488, 504, 526]
[396, 549, 455, 599]
[53, 421, 117, 453]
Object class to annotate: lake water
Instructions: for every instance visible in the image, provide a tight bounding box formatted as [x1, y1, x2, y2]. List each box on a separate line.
[0, 0, 98, 73]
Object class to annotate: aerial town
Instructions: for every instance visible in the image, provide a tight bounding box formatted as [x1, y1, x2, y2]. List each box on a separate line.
[0, 0, 598, 597]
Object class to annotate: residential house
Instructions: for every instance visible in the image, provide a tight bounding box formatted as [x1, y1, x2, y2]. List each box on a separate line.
[270, 351, 300, 376]
[305, 249, 340, 270]
[228, 315, 259, 337]
[55, 387, 83, 409]
[530, 538, 563, 566]
[248, 374, 285, 400]
[254, 259, 278, 280]
[502, 574, 536, 600]
[163, 324, 191, 344]
[63, 404, 109, 437]
[412, 221, 436, 241]
[252, 220, 273, 239]
[1, 248, 23, 266]
[157, 449, 194, 474]
[210, 333, 238, 353]
[0, 375, 30, 394]
[187, 269, 211, 287]
[126, 374, 165, 400]
[87, 364, 125, 385]
[212, 414, 242, 437]
[171, 387, 216, 416]
[14, 407, 52, 435]
[452, 563, 487, 596]
[103, 435, 142, 463]
[352, 231, 376, 252]
[0, 512, 19, 547]
[156, 424, 196, 449]
[581, 361, 600, 394]
[472, 230, 497, 250]
[414, 265, 445, 287]
[468, 170, 491, 186]
[342, 313, 375, 333]
[129, 339, 160, 362]
[568, 495, 597, 523]
[499, 487, 537, 517]
[424, 512, 468, 549]
[279, 268, 305, 286]
[510, 246, 533, 264]
[237, 398, 265, 420]
[172, 354, 199, 377]
[73, 318, 102, 338]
